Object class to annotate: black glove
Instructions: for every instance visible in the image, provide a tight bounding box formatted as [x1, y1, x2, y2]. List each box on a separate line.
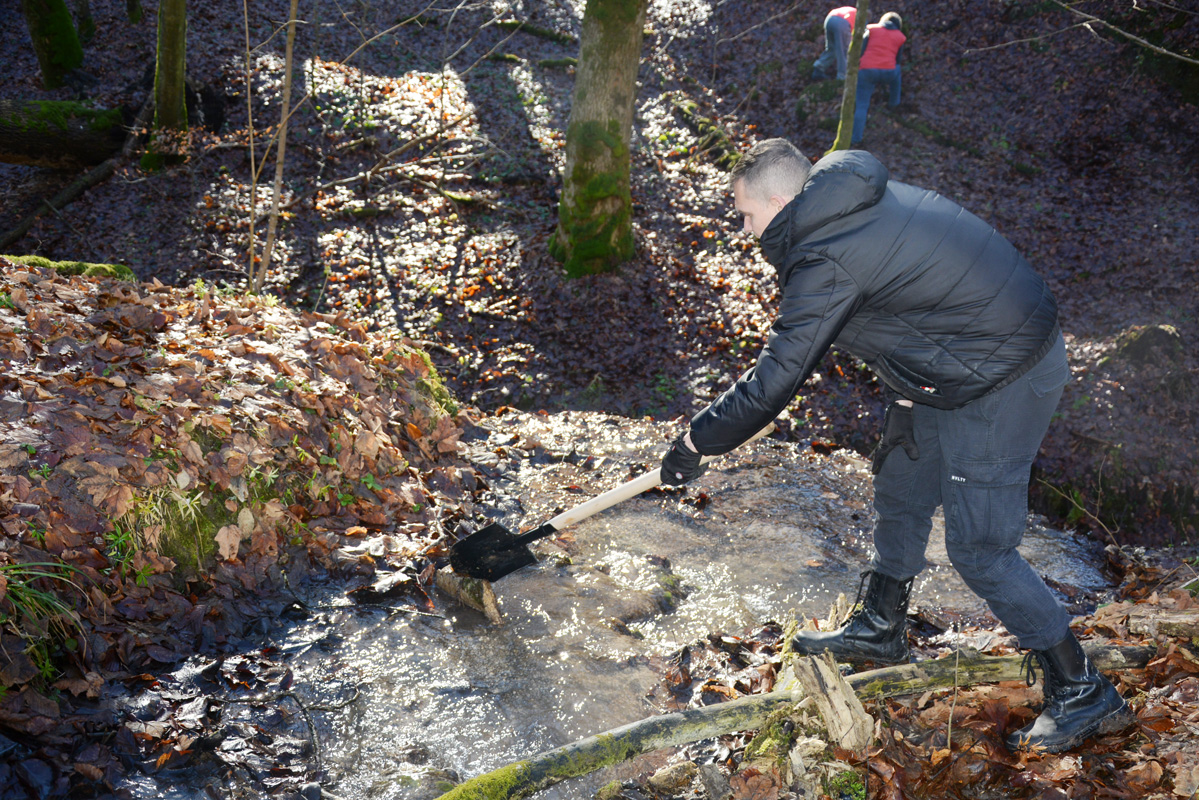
[870, 402, 920, 475]
[660, 434, 707, 486]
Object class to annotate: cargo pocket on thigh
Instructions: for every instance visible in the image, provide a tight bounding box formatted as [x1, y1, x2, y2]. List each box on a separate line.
[945, 458, 1032, 552]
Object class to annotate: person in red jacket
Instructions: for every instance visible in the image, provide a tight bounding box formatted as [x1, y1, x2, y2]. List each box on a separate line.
[812, 6, 858, 81]
[852, 12, 907, 146]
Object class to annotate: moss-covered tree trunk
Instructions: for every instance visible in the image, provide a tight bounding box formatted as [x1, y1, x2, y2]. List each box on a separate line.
[829, 0, 869, 152]
[549, 0, 648, 278]
[20, 0, 84, 90]
[154, 0, 188, 131]
[73, 0, 95, 43]
[0, 99, 125, 169]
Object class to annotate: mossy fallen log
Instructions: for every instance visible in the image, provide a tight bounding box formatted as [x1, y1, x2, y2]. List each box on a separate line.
[0, 100, 151, 251]
[435, 690, 796, 800]
[2, 253, 134, 280]
[433, 642, 1153, 800]
[494, 19, 577, 46]
[0, 99, 126, 169]
[672, 100, 738, 170]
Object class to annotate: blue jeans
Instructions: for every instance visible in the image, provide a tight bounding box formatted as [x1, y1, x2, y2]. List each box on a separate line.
[869, 333, 1072, 650]
[812, 14, 852, 80]
[852, 66, 902, 145]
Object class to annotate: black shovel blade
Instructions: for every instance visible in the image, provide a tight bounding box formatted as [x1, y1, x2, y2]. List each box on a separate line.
[449, 521, 538, 582]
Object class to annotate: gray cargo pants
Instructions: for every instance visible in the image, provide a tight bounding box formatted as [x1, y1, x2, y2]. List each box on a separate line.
[870, 333, 1072, 650]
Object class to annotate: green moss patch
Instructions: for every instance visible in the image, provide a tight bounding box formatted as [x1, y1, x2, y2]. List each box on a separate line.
[0, 101, 122, 134]
[3, 254, 135, 280]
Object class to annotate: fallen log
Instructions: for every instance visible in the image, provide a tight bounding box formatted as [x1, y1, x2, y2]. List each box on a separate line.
[0, 99, 127, 169]
[672, 100, 739, 171]
[433, 642, 1154, 800]
[0, 99, 151, 251]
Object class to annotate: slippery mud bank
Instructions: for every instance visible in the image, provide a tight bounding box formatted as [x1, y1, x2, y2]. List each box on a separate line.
[111, 410, 1120, 799]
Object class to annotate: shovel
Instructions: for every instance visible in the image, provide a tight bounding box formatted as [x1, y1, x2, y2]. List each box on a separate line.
[450, 424, 774, 582]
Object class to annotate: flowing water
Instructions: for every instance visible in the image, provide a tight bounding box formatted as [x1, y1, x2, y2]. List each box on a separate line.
[118, 412, 1113, 799]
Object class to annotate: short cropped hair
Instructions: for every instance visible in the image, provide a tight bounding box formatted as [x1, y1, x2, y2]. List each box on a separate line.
[880, 11, 902, 29]
[729, 138, 811, 203]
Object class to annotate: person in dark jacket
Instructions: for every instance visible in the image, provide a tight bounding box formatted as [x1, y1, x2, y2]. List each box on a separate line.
[659, 138, 1132, 754]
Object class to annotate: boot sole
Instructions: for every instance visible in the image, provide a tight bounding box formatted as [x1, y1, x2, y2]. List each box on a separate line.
[1007, 701, 1134, 753]
[791, 644, 910, 667]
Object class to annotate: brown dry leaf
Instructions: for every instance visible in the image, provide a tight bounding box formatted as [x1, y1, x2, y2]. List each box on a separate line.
[1172, 764, 1199, 797]
[8, 286, 30, 312]
[355, 430, 381, 460]
[205, 415, 233, 437]
[729, 767, 780, 800]
[181, 440, 204, 464]
[74, 763, 104, 781]
[930, 747, 952, 766]
[345, 526, 368, 537]
[215, 525, 243, 561]
[53, 671, 104, 698]
[142, 524, 163, 551]
[1126, 760, 1164, 791]
[48, 424, 93, 456]
[0, 444, 24, 470]
[259, 499, 286, 526]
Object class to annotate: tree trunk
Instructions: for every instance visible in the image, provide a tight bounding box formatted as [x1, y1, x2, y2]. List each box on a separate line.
[829, 0, 869, 152]
[154, 0, 188, 131]
[0, 99, 125, 169]
[73, 0, 95, 43]
[257, 0, 300, 293]
[20, 0, 84, 90]
[126, 0, 143, 24]
[549, 0, 648, 278]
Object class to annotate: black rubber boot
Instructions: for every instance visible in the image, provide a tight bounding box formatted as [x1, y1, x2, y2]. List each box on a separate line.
[791, 571, 913, 665]
[1006, 632, 1133, 753]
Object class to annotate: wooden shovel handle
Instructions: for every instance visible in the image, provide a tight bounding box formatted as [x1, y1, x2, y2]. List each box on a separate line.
[543, 423, 775, 532]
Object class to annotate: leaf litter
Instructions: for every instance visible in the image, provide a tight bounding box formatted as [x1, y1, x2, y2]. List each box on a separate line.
[0, 259, 484, 796]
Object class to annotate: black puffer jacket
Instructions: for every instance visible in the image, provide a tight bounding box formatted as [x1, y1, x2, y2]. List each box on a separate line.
[690, 150, 1059, 455]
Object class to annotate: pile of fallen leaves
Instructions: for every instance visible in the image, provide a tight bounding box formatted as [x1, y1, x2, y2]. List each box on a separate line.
[629, 550, 1199, 800]
[2, 0, 1195, 544]
[0, 259, 480, 796]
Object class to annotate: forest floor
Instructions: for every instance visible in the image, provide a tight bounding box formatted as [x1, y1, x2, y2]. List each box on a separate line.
[1, 0, 1199, 798]
[2, 0, 1197, 544]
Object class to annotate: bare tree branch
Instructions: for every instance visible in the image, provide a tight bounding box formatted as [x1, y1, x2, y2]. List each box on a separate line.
[716, 1, 804, 45]
[1051, 0, 1199, 66]
[257, 0, 300, 293]
[1135, 0, 1199, 18]
[963, 22, 1089, 55]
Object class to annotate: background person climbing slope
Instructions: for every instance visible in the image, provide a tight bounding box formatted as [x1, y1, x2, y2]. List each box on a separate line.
[852, 11, 906, 147]
[812, 6, 859, 81]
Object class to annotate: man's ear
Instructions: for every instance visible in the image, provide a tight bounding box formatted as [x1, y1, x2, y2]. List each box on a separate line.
[769, 194, 790, 212]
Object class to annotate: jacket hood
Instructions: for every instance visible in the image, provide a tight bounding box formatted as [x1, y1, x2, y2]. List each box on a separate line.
[759, 150, 889, 267]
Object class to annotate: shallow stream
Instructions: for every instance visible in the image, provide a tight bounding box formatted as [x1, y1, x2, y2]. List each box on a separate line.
[119, 411, 1113, 799]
